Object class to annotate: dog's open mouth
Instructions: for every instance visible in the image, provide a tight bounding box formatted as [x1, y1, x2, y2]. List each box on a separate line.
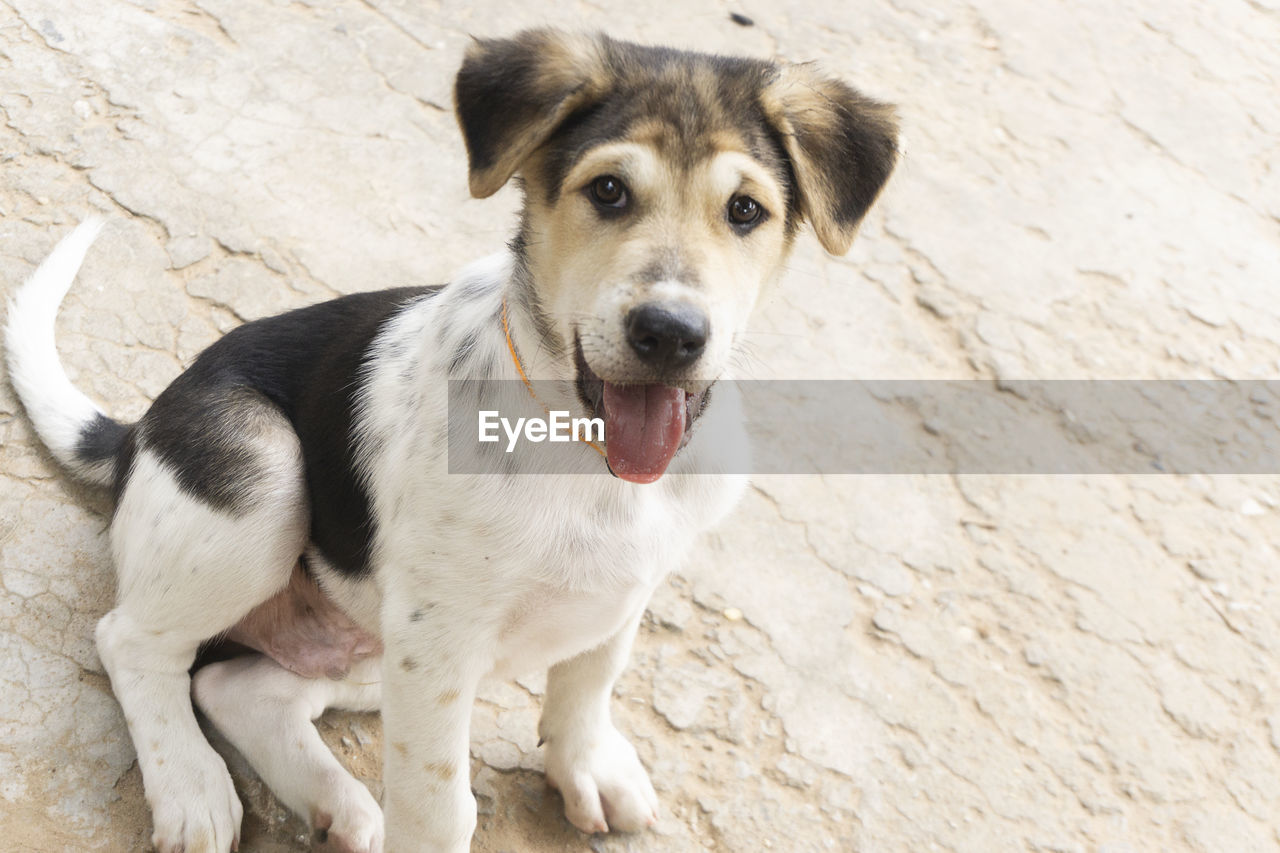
[575, 340, 709, 484]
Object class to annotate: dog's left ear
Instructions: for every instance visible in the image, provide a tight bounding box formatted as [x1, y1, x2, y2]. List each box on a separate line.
[455, 29, 608, 199]
[761, 65, 900, 255]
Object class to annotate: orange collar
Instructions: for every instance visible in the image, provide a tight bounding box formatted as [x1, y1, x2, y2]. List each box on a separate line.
[501, 297, 606, 459]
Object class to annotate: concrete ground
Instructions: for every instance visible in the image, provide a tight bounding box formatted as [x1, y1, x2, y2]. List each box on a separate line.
[2, 0, 1279, 851]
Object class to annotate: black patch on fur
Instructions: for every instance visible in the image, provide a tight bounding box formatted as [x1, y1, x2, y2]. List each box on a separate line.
[75, 413, 128, 467]
[797, 82, 898, 230]
[455, 35, 564, 180]
[131, 286, 436, 577]
[139, 385, 289, 511]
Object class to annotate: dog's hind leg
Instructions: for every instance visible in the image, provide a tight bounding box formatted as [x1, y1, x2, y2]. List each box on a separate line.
[193, 655, 383, 853]
[97, 420, 307, 853]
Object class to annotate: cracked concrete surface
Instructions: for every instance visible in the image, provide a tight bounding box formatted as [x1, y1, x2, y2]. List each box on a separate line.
[2, 0, 1279, 850]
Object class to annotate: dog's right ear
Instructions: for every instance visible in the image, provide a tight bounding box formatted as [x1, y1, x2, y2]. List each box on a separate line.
[455, 30, 608, 199]
[760, 64, 899, 255]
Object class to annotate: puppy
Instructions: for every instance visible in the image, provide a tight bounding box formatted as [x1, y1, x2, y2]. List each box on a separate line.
[5, 29, 897, 853]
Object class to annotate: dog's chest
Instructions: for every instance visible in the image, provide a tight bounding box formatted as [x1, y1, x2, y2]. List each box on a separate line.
[373, 471, 707, 672]
[390, 471, 700, 585]
[489, 581, 653, 678]
[484, 486, 693, 674]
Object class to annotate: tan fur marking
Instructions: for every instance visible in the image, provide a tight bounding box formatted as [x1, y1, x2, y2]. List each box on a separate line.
[423, 761, 456, 780]
[437, 688, 461, 706]
[690, 66, 726, 124]
[561, 142, 663, 202]
[708, 129, 752, 156]
[623, 118, 675, 149]
[529, 33, 607, 93]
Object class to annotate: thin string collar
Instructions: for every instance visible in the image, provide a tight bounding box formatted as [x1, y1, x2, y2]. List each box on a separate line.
[501, 297, 607, 459]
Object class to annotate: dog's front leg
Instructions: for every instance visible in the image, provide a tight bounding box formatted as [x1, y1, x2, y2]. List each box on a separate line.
[381, 603, 488, 853]
[539, 605, 659, 834]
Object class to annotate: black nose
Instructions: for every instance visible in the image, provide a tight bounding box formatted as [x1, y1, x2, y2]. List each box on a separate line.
[626, 302, 709, 369]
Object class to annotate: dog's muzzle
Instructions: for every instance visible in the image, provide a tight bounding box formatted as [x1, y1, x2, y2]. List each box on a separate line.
[575, 337, 710, 484]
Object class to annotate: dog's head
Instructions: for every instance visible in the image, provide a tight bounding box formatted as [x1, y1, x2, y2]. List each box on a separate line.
[455, 30, 898, 482]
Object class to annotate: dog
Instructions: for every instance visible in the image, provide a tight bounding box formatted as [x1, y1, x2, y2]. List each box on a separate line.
[5, 29, 897, 853]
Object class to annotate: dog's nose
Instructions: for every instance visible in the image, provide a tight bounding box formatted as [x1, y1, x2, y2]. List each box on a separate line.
[626, 302, 709, 369]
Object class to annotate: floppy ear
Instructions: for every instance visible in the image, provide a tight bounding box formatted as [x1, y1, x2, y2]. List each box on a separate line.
[454, 29, 609, 199]
[761, 64, 899, 255]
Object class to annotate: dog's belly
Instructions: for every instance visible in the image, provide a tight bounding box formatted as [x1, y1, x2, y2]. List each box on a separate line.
[220, 566, 641, 682]
[226, 561, 383, 679]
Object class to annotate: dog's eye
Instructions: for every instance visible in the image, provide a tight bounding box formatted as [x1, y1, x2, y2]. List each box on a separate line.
[588, 175, 628, 210]
[728, 195, 764, 228]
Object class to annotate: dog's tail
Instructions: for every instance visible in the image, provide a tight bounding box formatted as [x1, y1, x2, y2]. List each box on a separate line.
[5, 218, 128, 487]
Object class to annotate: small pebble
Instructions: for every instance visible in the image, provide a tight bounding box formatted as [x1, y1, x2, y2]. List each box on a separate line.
[723, 607, 743, 621]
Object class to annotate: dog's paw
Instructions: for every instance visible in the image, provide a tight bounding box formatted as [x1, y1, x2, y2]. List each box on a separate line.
[148, 746, 243, 853]
[543, 724, 659, 834]
[311, 775, 385, 853]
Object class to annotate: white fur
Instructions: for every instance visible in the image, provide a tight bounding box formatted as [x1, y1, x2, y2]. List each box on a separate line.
[4, 218, 112, 483]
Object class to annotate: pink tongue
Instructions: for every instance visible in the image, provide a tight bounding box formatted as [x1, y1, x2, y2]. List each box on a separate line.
[603, 382, 687, 484]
